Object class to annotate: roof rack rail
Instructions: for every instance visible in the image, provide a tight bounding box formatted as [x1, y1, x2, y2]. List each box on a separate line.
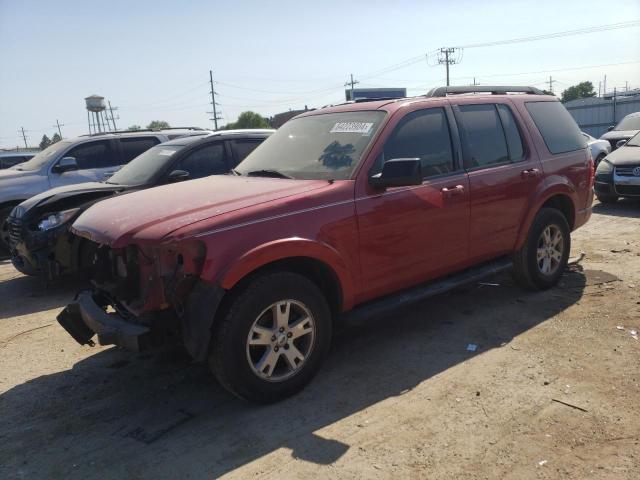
[79, 126, 207, 137]
[425, 86, 545, 97]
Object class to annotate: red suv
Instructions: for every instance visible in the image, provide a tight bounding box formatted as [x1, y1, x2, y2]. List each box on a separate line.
[58, 86, 593, 402]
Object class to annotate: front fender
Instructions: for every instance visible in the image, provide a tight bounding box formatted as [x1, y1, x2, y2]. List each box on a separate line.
[210, 237, 356, 311]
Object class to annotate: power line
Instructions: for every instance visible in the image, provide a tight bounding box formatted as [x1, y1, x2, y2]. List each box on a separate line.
[455, 20, 640, 49]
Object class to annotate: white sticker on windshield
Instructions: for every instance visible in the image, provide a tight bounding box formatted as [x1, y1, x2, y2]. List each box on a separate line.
[158, 150, 176, 156]
[330, 122, 374, 134]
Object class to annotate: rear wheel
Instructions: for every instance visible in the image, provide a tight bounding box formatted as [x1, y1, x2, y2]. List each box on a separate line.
[513, 208, 571, 290]
[209, 271, 332, 403]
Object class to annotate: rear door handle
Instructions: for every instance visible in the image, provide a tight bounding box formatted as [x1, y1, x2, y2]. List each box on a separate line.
[441, 185, 465, 199]
[521, 168, 540, 179]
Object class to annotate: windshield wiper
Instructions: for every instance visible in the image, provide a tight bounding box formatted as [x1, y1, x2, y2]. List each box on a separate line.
[230, 168, 243, 176]
[247, 169, 293, 179]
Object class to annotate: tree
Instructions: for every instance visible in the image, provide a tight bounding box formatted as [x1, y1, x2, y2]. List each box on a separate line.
[146, 120, 170, 130]
[561, 81, 596, 103]
[39, 135, 52, 150]
[51, 133, 62, 144]
[127, 125, 142, 131]
[224, 111, 270, 130]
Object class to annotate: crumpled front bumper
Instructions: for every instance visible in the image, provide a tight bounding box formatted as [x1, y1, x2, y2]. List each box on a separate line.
[57, 291, 150, 351]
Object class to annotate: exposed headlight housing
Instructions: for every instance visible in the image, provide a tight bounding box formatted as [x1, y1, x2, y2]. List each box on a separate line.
[38, 208, 80, 231]
[596, 159, 613, 174]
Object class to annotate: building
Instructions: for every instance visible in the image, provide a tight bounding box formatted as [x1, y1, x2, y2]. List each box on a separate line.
[345, 87, 407, 102]
[269, 106, 311, 129]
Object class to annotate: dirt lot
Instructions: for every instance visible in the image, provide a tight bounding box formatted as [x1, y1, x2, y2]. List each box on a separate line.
[1, 200, 639, 479]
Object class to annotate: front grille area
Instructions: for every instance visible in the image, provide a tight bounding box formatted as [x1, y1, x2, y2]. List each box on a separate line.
[615, 165, 640, 177]
[615, 185, 640, 196]
[6, 217, 22, 248]
[609, 139, 618, 150]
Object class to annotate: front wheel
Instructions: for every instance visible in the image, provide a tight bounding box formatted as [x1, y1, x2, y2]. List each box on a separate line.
[512, 208, 571, 290]
[209, 271, 332, 403]
[0, 206, 15, 255]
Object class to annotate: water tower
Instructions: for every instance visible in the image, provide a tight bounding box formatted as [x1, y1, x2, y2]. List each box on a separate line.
[85, 95, 112, 134]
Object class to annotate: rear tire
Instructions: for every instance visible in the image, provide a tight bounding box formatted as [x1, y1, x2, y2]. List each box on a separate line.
[513, 208, 571, 290]
[209, 271, 332, 403]
[596, 193, 618, 204]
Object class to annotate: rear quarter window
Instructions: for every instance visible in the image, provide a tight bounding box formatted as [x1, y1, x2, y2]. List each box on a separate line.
[525, 101, 586, 154]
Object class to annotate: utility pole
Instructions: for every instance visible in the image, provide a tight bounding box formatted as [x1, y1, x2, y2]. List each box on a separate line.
[625, 81, 629, 92]
[598, 81, 602, 97]
[438, 48, 458, 86]
[603, 75, 607, 96]
[54, 120, 64, 138]
[108, 101, 118, 131]
[473, 77, 478, 86]
[209, 69, 220, 130]
[548, 76, 555, 94]
[20, 127, 28, 148]
[345, 73, 359, 101]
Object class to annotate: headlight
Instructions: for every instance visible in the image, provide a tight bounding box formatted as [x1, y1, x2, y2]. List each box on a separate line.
[596, 159, 613, 174]
[38, 208, 80, 231]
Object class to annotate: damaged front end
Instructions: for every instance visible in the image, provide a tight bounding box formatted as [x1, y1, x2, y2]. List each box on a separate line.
[57, 239, 224, 360]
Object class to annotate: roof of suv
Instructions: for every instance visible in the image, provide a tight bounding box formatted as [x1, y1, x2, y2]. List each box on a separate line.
[162, 129, 275, 147]
[299, 86, 555, 117]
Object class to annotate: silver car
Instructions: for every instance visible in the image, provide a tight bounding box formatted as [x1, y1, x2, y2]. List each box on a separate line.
[0, 151, 37, 169]
[0, 129, 210, 252]
[582, 132, 611, 168]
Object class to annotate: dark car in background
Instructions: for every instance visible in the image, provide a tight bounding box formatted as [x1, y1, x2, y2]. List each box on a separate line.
[599, 112, 640, 151]
[594, 131, 640, 203]
[0, 151, 37, 169]
[7, 129, 273, 277]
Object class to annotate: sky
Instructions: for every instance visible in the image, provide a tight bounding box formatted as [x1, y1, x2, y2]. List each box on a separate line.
[0, 0, 639, 148]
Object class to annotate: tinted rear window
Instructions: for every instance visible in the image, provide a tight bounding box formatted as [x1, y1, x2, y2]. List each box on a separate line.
[525, 101, 585, 154]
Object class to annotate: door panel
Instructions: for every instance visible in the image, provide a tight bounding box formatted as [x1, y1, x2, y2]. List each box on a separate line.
[454, 102, 543, 262]
[356, 174, 470, 300]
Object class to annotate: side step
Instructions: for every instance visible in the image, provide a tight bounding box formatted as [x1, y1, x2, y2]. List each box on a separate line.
[342, 256, 513, 322]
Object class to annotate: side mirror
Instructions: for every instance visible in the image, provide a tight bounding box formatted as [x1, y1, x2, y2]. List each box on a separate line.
[616, 139, 628, 149]
[607, 125, 615, 132]
[369, 158, 422, 189]
[53, 157, 78, 173]
[167, 169, 190, 183]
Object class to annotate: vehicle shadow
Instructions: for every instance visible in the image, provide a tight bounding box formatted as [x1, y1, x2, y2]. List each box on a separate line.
[593, 198, 640, 218]
[0, 269, 588, 479]
[0, 261, 85, 320]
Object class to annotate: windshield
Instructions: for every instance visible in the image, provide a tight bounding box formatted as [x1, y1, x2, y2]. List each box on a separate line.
[235, 111, 386, 180]
[615, 115, 640, 131]
[626, 131, 640, 146]
[14, 142, 71, 171]
[107, 144, 184, 185]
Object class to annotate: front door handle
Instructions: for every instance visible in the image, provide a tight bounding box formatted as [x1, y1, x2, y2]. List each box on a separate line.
[441, 185, 465, 199]
[521, 168, 540, 179]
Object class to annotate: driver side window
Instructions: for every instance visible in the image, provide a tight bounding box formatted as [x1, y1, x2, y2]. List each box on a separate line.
[373, 108, 455, 178]
[63, 141, 113, 170]
[173, 143, 227, 179]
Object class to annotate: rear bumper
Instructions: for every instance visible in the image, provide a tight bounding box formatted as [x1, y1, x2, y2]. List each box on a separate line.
[57, 291, 150, 351]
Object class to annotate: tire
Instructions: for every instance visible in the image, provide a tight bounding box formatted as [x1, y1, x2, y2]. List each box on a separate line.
[512, 208, 571, 291]
[10, 255, 38, 276]
[209, 271, 332, 403]
[596, 193, 618, 204]
[0, 206, 16, 256]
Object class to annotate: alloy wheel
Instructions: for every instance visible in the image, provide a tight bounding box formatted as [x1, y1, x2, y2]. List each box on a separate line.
[536, 224, 564, 276]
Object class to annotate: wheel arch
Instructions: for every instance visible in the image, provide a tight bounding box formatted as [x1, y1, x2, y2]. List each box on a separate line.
[515, 188, 577, 251]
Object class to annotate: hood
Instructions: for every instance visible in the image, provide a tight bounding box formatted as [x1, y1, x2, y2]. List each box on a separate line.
[604, 145, 640, 166]
[71, 175, 330, 247]
[18, 182, 126, 214]
[0, 168, 47, 203]
[600, 130, 639, 141]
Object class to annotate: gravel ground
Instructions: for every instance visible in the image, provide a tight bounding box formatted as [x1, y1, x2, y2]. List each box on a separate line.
[0, 199, 639, 479]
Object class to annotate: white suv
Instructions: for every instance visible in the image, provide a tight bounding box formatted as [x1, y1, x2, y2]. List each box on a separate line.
[0, 129, 209, 252]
